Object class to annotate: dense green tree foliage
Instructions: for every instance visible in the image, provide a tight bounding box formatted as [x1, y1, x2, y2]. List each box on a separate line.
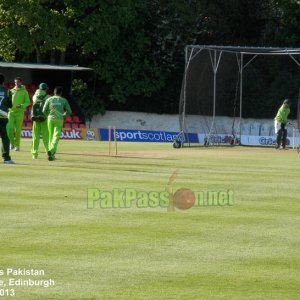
[0, 0, 299, 118]
[0, 0, 70, 63]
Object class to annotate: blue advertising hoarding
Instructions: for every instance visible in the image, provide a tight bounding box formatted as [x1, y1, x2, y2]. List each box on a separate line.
[99, 128, 199, 143]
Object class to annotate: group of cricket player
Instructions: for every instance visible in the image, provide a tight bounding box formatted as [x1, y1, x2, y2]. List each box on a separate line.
[0, 74, 71, 164]
[0, 72, 293, 164]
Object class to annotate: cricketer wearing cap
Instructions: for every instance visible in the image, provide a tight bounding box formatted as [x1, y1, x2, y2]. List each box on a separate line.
[7, 77, 30, 151]
[31, 83, 50, 159]
[42, 86, 71, 161]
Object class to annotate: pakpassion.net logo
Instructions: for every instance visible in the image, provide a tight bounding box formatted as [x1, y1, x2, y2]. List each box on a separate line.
[87, 171, 234, 211]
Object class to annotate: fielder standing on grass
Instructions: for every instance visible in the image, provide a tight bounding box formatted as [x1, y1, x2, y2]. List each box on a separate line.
[7, 77, 30, 151]
[31, 83, 50, 159]
[43, 86, 71, 161]
[0, 74, 14, 164]
[274, 99, 290, 150]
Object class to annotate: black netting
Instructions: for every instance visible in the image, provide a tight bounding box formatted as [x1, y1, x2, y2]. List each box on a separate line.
[179, 45, 300, 146]
[179, 48, 240, 138]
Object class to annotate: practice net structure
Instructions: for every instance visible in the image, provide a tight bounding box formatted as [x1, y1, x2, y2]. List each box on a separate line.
[177, 45, 300, 147]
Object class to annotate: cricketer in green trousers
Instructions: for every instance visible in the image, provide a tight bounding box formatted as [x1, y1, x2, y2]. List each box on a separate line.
[7, 77, 30, 151]
[274, 99, 291, 149]
[31, 83, 50, 159]
[42, 86, 72, 161]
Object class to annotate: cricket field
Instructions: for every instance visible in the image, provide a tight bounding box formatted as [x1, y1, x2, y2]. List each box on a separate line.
[0, 140, 299, 299]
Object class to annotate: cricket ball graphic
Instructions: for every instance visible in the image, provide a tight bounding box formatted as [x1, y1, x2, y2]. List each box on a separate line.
[173, 188, 195, 210]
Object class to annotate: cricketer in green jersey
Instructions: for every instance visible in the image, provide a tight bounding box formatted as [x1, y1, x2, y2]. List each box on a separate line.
[31, 83, 50, 159]
[7, 77, 30, 151]
[42, 86, 72, 161]
[274, 99, 290, 149]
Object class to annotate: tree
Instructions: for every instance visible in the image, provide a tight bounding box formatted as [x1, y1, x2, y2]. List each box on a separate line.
[118, 0, 213, 112]
[200, 0, 276, 45]
[272, 0, 300, 46]
[0, 0, 299, 117]
[70, 1, 166, 104]
[0, 0, 71, 63]
[71, 79, 104, 127]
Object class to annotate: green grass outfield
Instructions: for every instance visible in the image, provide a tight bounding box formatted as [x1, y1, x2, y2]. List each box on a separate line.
[0, 140, 299, 300]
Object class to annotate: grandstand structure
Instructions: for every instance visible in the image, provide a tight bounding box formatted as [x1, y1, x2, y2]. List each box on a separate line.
[0, 61, 93, 129]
